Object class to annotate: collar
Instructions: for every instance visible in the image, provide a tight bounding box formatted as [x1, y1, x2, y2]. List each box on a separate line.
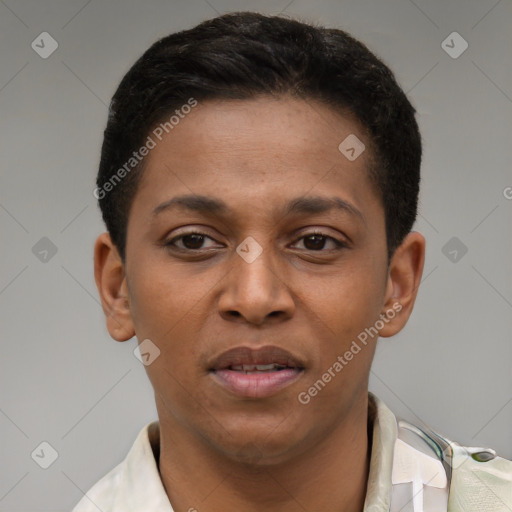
[110, 421, 172, 511]
[363, 391, 399, 511]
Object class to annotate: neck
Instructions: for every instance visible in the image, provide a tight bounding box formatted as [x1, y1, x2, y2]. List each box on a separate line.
[155, 394, 372, 512]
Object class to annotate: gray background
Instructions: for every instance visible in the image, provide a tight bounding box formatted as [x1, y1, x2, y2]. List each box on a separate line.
[1, 0, 511, 510]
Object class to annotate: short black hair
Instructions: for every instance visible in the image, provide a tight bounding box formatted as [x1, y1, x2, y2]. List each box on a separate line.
[96, 11, 421, 262]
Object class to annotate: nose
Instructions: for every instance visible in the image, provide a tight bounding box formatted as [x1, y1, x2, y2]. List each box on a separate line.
[217, 244, 295, 326]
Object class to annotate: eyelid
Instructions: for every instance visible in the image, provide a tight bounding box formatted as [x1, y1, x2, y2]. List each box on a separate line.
[164, 230, 347, 253]
[164, 228, 347, 253]
[289, 230, 347, 250]
[165, 230, 222, 249]
[293, 225, 349, 243]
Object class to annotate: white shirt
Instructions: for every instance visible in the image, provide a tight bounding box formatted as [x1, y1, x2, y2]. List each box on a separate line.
[71, 393, 448, 512]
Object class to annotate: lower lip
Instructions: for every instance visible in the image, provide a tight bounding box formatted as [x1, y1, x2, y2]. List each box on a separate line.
[211, 368, 303, 398]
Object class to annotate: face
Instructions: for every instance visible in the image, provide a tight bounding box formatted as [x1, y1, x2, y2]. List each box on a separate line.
[96, 96, 422, 464]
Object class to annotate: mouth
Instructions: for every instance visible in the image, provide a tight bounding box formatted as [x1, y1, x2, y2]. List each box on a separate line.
[228, 363, 292, 373]
[208, 346, 305, 398]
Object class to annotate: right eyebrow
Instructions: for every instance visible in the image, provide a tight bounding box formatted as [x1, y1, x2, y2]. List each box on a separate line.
[152, 195, 228, 217]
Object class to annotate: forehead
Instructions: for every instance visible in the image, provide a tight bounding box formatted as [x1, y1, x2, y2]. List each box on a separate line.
[132, 96, 379, 220]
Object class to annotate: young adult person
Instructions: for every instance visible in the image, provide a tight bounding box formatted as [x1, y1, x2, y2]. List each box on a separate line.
[74, 12, 512, 512]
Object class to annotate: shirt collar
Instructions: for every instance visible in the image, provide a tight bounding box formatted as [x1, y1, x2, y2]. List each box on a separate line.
[110, 421, 173, 511]
[110, 392, 397, 512]
[363, 391, 399, 511]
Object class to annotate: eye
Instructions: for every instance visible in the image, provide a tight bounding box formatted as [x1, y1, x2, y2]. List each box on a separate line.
[291, 232, 345, 251]
[166, 232, 221, 251]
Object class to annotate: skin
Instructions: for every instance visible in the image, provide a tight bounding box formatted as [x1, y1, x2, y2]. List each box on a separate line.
[94, 96, 425, 512]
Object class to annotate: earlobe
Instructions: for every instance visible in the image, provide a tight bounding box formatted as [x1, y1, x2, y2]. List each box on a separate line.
[94, 232, 135, 342]
[379, 231, 425, 338]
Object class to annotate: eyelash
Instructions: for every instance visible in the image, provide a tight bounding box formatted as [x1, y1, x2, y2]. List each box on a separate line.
[164, 231, 347, 252]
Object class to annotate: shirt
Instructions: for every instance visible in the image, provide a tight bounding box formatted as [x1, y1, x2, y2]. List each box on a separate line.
[71, 393, 448, 512]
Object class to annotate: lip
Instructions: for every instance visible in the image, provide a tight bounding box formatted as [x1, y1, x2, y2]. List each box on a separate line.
[208, 345, 306, 398]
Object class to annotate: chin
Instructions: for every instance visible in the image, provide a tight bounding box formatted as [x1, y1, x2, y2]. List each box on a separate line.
[207, 417, 310, 466]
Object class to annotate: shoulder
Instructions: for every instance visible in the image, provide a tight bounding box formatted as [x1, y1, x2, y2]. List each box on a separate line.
[70, 461, 123, 511]
[70, 421, 162, 512]
[398, 419, 512, 511]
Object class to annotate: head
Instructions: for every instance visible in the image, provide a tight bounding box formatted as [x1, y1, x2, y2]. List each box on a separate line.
[94, 12, 425, 464]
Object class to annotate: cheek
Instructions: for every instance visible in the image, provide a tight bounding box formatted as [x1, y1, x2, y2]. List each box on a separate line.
[127, 263, 189, 340]
[299, 277, 381, 407]
[306, 266, 384, 341]
[128, 264, 212, 374]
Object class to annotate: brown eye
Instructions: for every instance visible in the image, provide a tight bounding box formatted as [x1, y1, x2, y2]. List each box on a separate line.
[293, 233, 344, 251]
[181, 233, 206, 249]
[166, 232, 219, 251]
[303, 234, 327, 250]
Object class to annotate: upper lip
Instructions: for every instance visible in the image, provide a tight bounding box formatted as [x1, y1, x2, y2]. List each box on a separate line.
[208, 345, 306, 371]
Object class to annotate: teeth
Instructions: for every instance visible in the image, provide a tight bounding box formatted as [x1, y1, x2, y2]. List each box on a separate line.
[230, 363, 288, 373]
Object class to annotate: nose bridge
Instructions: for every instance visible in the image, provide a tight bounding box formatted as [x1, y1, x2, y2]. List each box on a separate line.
[234, 236, 280, 298]
[219, 235, 294, 323]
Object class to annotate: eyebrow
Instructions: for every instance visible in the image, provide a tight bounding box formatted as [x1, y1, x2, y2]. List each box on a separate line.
[152, 194, 364, 223]
[153, 195, 227, 216]
[283, 196, 364, 223]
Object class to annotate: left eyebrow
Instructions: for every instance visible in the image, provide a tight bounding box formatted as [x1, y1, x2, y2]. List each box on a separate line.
[281, 196, 365, 224]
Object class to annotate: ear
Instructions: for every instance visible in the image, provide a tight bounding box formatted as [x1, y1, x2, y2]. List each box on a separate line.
[378, 231, 425, 338]
[94, 232, 135, 341]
